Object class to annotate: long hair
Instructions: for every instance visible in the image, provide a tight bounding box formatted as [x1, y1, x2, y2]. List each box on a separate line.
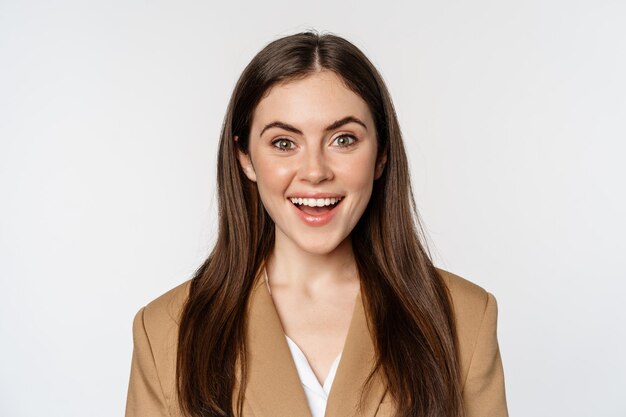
[177, 31, 463, 417]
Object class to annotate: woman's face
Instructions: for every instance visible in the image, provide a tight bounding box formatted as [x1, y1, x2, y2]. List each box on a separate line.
[237, 70, 386, 255]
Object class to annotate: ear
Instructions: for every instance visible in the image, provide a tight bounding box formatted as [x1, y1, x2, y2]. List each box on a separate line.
[234, 135, 257, 182]
[374, 152, 387, 180]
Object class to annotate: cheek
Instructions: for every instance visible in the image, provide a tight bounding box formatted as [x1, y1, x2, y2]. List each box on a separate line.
[336, 153, 378, 188]
[253, 158, 295, 197]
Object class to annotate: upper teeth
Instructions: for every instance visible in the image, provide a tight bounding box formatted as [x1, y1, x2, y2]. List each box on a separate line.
[289, 197, 343, 207]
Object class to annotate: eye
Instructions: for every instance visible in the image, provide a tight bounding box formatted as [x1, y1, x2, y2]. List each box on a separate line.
[332, 134, 357, 148]
[271, 138, 295, 152]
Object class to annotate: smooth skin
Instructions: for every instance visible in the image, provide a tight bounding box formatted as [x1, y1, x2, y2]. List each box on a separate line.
[236, 70, 387, 385]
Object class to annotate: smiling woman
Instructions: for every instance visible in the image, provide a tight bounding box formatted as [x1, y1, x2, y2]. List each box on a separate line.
[125, 31, 509, 417]
[235, 70, 384, 243]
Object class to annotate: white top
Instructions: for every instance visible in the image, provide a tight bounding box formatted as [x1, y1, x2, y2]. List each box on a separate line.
[264, 267, 343, 417]
[285, 334, 342, 417]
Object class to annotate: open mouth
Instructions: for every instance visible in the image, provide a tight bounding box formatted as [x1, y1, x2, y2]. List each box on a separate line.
[288, 197, 344, 216]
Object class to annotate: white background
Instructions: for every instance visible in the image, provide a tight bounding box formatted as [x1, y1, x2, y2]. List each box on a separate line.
[1, 1, 625, 416]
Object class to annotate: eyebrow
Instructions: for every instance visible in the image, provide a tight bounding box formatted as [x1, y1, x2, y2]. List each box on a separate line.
[259, 116, 368, 137]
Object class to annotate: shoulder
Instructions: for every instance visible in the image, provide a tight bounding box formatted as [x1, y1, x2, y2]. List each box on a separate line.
[434, 267, 500, 386]
[136, 279, 193, 352]
[435, 267, 492, 318]
[128, 280, 193, 409]
[134, 280, 193, 366]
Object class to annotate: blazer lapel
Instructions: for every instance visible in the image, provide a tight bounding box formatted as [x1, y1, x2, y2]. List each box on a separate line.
[245, 265, 314, 417]
[324, 288, 387, 417]
[244, 264, 387, 417]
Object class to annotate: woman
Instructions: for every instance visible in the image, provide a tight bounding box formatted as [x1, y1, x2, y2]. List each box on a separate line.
[125, 31, 508, 417]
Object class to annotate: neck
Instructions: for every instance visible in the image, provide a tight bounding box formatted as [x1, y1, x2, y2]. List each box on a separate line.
[265, 231, 359, 295]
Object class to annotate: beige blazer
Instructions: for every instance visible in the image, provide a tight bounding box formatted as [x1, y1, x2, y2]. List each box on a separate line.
[125, 267, 508, 417]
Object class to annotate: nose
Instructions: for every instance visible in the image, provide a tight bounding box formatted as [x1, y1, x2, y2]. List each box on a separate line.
[298, 147, 333, 184]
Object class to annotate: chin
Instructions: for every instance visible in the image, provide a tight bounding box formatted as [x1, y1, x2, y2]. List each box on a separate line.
[295, 239, 341, 256]
[274, 225, 350, 256]
[300, 244, 338, 256]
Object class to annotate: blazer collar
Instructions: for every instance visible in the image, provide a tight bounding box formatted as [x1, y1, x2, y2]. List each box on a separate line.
[244, 263, 387, 417]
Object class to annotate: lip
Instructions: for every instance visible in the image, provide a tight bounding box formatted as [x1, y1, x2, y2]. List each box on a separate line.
[287, 192, 344, 199]
[289, 196, 343, 227]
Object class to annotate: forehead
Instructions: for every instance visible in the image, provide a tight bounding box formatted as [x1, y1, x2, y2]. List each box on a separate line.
[251, 71, 374, 131]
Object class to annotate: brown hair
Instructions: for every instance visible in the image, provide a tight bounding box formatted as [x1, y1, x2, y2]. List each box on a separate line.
[177, 30, 463, 417]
